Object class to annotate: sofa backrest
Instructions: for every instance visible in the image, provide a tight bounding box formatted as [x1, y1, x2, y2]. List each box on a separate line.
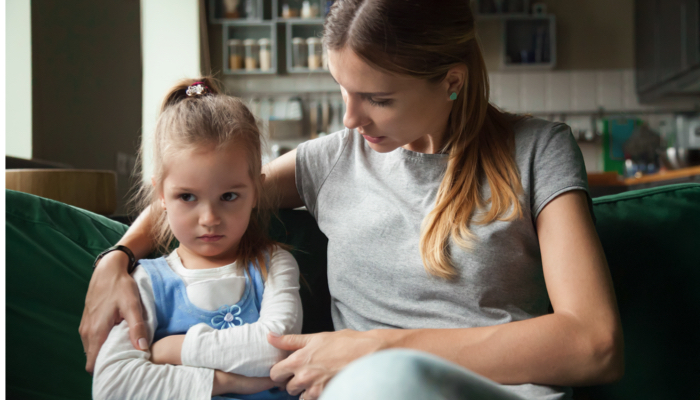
[6, 183, 700, 399]
[577, 183, 700, 399]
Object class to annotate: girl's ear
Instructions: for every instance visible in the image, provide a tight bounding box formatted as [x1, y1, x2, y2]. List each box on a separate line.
[152, 176, 167, 210]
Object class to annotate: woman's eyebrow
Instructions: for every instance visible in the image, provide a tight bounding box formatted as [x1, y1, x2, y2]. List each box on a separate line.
[330, 72, 394, 96]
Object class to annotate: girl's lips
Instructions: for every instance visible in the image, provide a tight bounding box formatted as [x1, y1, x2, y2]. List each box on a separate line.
[198, 235, 223, 242]
[362, 135, 385, 144]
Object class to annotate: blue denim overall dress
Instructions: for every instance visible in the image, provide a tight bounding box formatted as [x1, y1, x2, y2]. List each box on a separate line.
[139, 257, 296, 400]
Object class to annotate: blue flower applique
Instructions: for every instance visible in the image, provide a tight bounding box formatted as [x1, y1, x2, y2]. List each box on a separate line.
[211, 305, 243, 329]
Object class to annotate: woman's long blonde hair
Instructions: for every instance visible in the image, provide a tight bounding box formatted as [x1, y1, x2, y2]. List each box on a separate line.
[132, 77, 277, 278]
[324, 0, 526, 279]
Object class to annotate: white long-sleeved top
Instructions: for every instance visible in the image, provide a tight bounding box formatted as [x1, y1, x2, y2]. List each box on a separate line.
[92, 247, 303, 400]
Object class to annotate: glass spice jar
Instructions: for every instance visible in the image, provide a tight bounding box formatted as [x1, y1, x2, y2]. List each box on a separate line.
[243, 38, 259, 71]
[281, 0, 300, 18]
[307, 37, 322, 70]
[292, 37, 307, 68]
[228, 39, 243, 70]
[258, 38, 272, 71]
[245, 0, 258, 19]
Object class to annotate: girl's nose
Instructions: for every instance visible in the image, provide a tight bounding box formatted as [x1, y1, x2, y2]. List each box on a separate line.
[199, 204, 221, 227]
[342, 94, 370, 131]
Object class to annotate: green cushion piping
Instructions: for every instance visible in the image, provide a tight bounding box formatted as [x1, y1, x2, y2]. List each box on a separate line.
[593, 183, 700, 205]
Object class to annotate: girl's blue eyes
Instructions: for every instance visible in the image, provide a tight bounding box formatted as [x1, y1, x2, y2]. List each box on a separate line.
[178, 193, 238, 202]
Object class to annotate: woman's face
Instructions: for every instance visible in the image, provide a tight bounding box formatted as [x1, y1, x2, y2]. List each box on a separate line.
[328, 47, 457, 154]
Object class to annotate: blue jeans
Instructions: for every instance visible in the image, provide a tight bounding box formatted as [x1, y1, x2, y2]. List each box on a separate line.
[319, 349, 526, 400]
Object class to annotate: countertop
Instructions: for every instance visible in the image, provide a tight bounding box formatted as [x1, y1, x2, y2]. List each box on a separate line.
[588, 165, 700, 187]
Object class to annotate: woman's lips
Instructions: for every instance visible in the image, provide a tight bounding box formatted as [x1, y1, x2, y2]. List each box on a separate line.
[198, 235, 223, 242]
[362, 135, 385, 144]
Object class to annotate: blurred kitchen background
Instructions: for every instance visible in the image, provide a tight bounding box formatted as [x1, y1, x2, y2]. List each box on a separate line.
[6, 0, 700, 214]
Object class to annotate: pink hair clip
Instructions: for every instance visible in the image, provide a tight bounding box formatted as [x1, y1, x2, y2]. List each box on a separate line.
[186, 82, 210, 97]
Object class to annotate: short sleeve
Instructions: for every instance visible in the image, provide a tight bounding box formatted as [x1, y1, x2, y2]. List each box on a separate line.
[530, 122, 595, 222]
[295, 129, 350, 218]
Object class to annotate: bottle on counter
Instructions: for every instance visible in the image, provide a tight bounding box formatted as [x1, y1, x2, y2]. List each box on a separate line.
[258, 38, 272, 71]
[243, 39, 259, 71]
[307, 37, 322, 70]
[292, 37, 307, 68]
[228, 39, 244, 70]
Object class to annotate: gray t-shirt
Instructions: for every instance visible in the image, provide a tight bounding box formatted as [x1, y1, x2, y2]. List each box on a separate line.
[296, 117, 591, 400]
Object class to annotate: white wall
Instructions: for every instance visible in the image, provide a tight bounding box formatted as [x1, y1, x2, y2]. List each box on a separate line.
[141, 0, 200, 181]
[6, 0, 32, 159]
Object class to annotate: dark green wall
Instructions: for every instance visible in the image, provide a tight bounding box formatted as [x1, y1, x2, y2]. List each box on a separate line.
[31, 0, 142, 214]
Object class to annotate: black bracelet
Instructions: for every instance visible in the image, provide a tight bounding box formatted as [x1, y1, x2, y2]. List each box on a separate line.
[93, 245, 138, 275]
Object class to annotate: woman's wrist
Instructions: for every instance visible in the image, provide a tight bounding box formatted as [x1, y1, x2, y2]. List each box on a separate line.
[366, 328, 410, 352]
[94, 250, 131, 273]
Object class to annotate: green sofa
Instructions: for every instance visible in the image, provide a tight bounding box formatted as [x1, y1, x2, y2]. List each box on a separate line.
[6, 184, 700, 399]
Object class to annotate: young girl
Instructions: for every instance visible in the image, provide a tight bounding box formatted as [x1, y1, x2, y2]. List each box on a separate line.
[92, 78, 302, 400]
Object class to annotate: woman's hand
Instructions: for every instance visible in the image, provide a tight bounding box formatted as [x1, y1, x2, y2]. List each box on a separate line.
[79, 251, 149, 374]
[267, 330, 390, 400]
[150, 334, 185, 365]
[212, 371, 277, 396]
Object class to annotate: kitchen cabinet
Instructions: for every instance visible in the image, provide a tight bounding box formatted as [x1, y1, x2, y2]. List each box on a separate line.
[502, 15, 556, 69]
[210, 0, 331, 75]
[635, 0, 700, 102]
[472, 0, 556, 70]
[210, 0, 558, 75]
[474, 0, 530, 18]
[222, 22, 279, 75]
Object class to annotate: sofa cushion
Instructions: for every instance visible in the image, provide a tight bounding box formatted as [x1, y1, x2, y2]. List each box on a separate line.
[6, 189, 128, 400]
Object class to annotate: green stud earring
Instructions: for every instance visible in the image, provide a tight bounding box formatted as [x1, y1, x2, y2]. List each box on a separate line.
[449, 92, 458, 101]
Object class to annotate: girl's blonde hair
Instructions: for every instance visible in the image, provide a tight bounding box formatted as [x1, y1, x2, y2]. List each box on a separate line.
[134, 77, 276, 279]
[324, 0, 526, 280]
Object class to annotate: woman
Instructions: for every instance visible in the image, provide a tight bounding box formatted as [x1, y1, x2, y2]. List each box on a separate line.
[80, 1, 624, 399]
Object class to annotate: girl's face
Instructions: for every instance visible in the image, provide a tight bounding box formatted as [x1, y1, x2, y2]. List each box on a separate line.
[328, 47, 460, 154]
[157, 143, 257, 267]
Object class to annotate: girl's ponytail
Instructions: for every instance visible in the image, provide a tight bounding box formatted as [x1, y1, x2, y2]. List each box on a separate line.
[159, 77, 223, 113]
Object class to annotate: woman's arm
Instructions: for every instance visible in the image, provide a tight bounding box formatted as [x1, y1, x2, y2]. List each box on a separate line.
[153, 248, 303, 376]
[80, 208, 156, 373]
[269, 191, 624, 398]
[263, 149, 304, 209]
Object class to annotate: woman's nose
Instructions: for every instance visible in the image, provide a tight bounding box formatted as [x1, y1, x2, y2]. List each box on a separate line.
[343, 94, 370, 130]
